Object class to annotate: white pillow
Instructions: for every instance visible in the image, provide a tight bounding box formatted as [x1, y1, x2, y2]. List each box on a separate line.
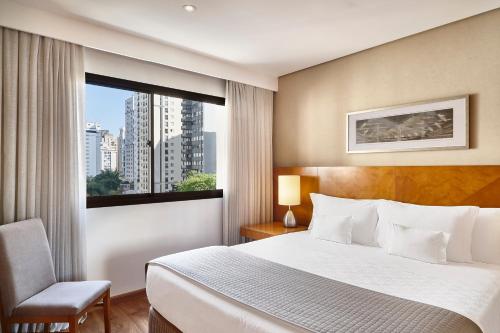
[311, 215, 353, 244]
[309, 193, 379, 246]
[387, 224, 450, 264]
[376, 200, 479, 263]
[472, 208, 500, 264]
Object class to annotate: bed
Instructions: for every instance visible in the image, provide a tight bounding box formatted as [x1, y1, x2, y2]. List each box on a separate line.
[146, 166, 500, 333]
[147, 231, 500, 333]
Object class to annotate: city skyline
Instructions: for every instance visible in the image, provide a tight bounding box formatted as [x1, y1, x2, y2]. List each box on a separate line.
[85, 84, 222, 196]
[86, 84, 221, 138]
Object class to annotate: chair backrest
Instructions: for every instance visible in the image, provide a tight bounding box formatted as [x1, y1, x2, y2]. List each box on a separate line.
[0, 219, 56, 317]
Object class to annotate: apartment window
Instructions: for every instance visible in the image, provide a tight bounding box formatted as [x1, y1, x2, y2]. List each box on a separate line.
[85, 73, 224, 208]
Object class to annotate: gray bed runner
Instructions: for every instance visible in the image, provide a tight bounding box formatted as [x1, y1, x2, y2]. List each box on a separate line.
[149, 246, 481, 333]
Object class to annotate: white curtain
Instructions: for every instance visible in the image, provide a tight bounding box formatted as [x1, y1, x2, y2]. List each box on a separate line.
[223, 81, 273, 245]
[0, 27, 86, 282]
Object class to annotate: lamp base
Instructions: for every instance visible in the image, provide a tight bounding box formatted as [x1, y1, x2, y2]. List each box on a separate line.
[283, 208, 297, 228]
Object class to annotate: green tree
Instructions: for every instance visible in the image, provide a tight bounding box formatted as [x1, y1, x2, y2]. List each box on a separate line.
[176, 171, 216, 192]
[87, 170, 123, 196]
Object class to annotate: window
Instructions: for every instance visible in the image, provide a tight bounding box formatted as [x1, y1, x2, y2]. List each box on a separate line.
[85, 73, 224, 208]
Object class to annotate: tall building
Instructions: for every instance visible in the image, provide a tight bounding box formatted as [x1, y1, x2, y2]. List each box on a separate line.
[100, 131, 118, 172]
[203, 132, 216, 174]
[117, 127, 126, 176]
[124, 93, 150, 193]
[154, 95, 183, 192]
[181, 100, 204, 178]
[124, 93, 214, 193]
[85, 122, 102, 177]
[86, 122, 119, 177]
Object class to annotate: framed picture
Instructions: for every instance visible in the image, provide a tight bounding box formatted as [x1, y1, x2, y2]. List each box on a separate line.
[346, 95, 469, 153]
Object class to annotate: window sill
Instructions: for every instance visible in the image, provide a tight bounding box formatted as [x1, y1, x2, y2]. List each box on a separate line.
[86, 189, 223, 208]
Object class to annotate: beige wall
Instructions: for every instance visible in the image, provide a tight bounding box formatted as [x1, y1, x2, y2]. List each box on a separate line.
[274, 9, 500, 167]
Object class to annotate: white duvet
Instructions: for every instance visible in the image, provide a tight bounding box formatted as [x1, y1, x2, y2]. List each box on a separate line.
[147, 231, 500, 333]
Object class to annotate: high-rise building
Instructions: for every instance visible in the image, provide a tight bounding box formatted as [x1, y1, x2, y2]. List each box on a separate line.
[124, 93, 213, 193]
[86, 122, 119, 177]
[203, 132, 216, 174]
[154, 95, 183, 192]
[100, 131, 118, 172]
[117, 127, 126, 176]
[181, 100, 204, 178]
[124, 93, 150, 193]
[85, 122, 102, 177]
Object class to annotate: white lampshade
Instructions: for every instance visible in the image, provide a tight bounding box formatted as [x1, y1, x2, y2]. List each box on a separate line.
[278, 175, 301, 206]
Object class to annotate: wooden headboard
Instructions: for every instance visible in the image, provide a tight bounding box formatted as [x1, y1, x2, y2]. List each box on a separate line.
[273, 166, 500, 226]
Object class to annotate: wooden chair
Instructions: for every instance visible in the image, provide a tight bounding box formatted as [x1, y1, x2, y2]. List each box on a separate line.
[0, 219, 111, 333]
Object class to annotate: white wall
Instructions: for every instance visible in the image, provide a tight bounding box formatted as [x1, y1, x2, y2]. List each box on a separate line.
[82, 42, 226, 298]
[0, 0, 277, 91]
[274, 9, 500, 167]
[85, 48, 226, 98]
[86, 198, 222, 296]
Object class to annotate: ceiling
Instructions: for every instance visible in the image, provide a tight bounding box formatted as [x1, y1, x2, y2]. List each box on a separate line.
[13, 0, 500, 77]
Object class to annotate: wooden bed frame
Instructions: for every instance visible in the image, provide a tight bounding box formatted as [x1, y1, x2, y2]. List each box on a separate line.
[274, 166, 500, 226]
[149, 165, 500, 332]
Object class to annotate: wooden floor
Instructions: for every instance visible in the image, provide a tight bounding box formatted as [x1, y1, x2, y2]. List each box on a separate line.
[80, 290, 149, 333]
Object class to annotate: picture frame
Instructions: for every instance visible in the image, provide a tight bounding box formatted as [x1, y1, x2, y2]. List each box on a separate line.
[346, 95, 469, 153]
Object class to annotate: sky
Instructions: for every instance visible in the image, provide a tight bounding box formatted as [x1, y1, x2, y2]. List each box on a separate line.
[86, 83, 223, 136]
[85, 84, 131, 137]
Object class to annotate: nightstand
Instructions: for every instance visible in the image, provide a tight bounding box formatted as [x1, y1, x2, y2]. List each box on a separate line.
[240, 222, 308, 241]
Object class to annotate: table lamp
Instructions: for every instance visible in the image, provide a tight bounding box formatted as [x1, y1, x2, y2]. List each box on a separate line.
[278, 175, 301, 227]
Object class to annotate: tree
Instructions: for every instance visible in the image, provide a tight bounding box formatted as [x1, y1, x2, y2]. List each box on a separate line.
[87, 170, 123, 196]
[176, 171, 216, 192]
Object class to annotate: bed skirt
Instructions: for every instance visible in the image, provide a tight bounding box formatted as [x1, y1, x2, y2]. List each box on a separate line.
[148, 307, 183, 333]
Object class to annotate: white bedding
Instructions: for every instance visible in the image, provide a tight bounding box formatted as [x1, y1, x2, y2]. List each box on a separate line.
[146, 231, 500, 333]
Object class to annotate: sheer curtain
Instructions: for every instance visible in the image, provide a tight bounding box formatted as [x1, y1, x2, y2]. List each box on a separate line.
[223, 81, 273, 245]
[0, 27, 86, 282]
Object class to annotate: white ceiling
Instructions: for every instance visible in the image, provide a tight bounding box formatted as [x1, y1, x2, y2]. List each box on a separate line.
[12, 0, 500, 77]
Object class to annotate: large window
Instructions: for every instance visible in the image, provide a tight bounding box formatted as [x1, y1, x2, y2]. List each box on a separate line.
[85, 74, 224, 207]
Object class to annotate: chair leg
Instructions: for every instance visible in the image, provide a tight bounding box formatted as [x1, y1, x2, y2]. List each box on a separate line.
[69, 316, 78, 333]
[1, 319, 9, 333]
[103, 290, 111, 333]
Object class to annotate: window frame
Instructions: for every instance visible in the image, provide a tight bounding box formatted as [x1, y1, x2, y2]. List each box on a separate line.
[85, 73, 224, 208]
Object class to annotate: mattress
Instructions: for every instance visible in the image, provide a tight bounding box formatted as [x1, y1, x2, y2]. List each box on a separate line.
[146, 231, 500, 333]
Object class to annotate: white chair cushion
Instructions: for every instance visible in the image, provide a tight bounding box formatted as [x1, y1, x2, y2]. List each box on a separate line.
[12, 281, 111, 317]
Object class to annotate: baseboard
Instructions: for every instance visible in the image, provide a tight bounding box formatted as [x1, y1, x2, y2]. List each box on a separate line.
[111, 288, 146, 301]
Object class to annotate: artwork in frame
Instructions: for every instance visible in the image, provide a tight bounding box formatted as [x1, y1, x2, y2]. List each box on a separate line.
[346, 95, 469, 153]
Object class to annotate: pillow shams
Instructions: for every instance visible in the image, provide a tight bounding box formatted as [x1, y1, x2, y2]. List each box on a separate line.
[387, 224, 450, 264]
[377, 200, 479, 263]
[311, 215, 353, 244]
[310, 194, 378, 246]
[472, 208, 500, 264]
